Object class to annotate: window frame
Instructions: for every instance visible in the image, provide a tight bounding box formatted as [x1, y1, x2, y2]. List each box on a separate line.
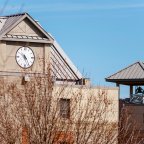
[59, 98, 70, 119]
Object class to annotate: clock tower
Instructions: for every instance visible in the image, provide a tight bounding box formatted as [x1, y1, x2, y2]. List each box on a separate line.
[0, 13, 83, 84]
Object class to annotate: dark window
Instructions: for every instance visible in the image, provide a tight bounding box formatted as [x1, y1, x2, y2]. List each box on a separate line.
[59, 98, 70, 118]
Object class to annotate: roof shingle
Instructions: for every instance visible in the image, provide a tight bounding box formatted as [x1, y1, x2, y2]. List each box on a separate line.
[106, 61, 144, 83]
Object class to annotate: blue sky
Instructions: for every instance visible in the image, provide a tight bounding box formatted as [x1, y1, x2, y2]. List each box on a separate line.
[1, 0, 144, 97]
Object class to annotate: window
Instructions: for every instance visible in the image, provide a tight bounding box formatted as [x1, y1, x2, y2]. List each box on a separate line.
[59, 98, 70, 118]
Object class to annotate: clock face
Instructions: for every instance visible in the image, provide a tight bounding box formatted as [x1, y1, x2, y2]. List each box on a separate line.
[15, 47, 35, 68]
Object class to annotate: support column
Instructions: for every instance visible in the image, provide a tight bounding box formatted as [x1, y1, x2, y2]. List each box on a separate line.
[116, 83, 120, 121]
[130, 85, 133, 99]
[116, 83, 120, 144]
[116, 83, 120, 99]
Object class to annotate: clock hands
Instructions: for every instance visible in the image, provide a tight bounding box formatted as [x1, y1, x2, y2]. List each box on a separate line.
[23, 54, 30, 66]
[18, 52, 30, 67]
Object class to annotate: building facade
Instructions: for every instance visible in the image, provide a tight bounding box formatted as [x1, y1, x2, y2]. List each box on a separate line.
[106, 61, 144, 143]
[0, 13, 119, 144]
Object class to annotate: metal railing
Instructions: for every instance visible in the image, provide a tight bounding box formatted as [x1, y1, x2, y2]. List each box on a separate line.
[130, 94, 144, 104]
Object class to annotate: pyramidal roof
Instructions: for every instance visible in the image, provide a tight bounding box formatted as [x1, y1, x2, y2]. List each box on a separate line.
[0, 12, 53, 42]
[106, 61, 144, 83]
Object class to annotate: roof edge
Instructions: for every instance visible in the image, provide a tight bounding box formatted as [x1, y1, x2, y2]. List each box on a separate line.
[3, 12, 27, 17]
[25, 13, 54, 41]
[106, 61, 143, 80]
[52, 39, 83, 79]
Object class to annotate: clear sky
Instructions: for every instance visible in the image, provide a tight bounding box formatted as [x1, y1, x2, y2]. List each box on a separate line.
[1, 0, 144, 97]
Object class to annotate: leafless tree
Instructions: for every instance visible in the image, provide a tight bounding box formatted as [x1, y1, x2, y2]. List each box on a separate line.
[0, 69, 142, 144]
[118, 103, 143, 144]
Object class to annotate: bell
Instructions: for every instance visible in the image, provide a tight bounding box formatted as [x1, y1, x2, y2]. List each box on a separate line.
[135, 86, 143, 94]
